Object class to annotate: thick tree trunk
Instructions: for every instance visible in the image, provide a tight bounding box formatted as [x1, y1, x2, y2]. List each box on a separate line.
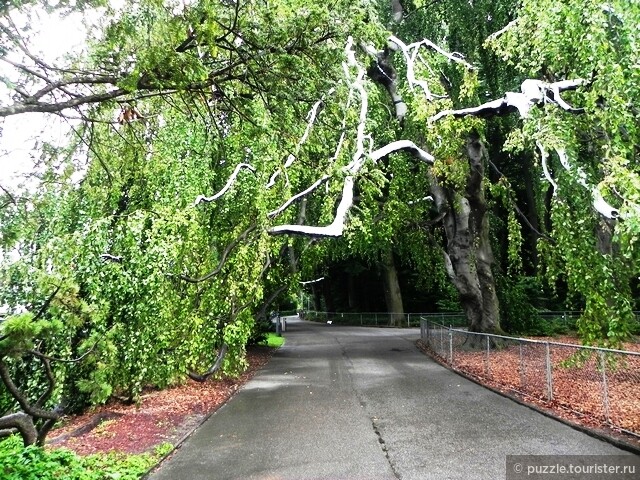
[430, 135, 502, 334]
[311, 284, 322, 311]
[347, 274, 357, 310]
[380, 247, 405, 326]
[322, 280, 336, 317]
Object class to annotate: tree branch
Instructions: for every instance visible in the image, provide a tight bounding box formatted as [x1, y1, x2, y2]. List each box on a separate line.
[188, 343, 228, 382]
[430, 78, 586, 122]
[194, 163, 256, 205]
[176, 223, 257, 283]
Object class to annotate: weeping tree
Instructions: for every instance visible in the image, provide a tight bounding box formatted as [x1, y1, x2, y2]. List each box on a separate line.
[2, 0, 640, 448]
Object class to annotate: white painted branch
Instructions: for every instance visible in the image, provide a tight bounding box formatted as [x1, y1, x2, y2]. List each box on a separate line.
[539, 145, 619, 219]
[270, 39, 435, 238]
[430, 78, 585, 122]
[343, 37, 371, 174]
[194, 163, 256, 205]
[486, 19, 518, 42]
[556, 149, 619, 219]
[267, 175, 330, 219]
[388, 36, 432, 100]
[269, 176, 355, 237]
[389, 35, 475, 71]
[537, 141, 558, 193]
[270, 38, 368, 237]
[369, 140, 435, 164]
[266, 89, 335, 188]
[300, 276, 325, 285]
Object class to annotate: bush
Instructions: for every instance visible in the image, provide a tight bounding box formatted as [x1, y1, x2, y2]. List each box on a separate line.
[0, 435, 169, 480]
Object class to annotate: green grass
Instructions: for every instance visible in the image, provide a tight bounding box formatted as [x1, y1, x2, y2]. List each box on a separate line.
[261, 332, 285, 348]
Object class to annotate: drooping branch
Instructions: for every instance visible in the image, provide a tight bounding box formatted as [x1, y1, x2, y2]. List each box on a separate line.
[256, 284, 289, 323]
[194, 163, 256, 205]
[266, 89, 334, 188]
[430, 78, 586, 121]
[388, 35, 476, 72]
[537, 141, 558, 192]
[188, 343, 228, 382]
[268, 175, 330, 219]
[537, 143, 618, 219]
[556, 148, 619, 219]
[269, 140, 434, 237]
[269, 176, 356, 237]
[177, 223, 257, 283]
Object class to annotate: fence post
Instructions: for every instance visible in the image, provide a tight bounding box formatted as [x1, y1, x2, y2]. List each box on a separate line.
[449, 325, 453, 364]
[599, 350, 611, 424]
[519, 340, 525, 390]
[545, 342, 553, 401]
[485, 335, 491, 377]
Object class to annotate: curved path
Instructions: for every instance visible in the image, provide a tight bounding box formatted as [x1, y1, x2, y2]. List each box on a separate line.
[148, 318, 635, 480]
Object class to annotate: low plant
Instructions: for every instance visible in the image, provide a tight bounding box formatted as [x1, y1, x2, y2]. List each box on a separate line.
[0, 434, 172, 480]
[260, 333, 285, 348]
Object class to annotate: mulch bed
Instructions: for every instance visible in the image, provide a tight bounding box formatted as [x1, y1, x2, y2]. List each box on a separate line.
[47, 346, 275, 455]
[416, 338, 640, 451]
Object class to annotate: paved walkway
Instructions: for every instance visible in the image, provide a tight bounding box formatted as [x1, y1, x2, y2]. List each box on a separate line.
[147, 318, 636, 480]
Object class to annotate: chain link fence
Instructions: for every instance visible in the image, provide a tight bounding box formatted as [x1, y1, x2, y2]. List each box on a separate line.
[420, 319, 640, 438]
[303, 311, 467, 327]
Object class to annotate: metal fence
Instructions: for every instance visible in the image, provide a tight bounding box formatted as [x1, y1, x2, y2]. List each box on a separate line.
[303, 310, 640, 329]
[420, 319, 640, 438]
[303, 311, 467, 328]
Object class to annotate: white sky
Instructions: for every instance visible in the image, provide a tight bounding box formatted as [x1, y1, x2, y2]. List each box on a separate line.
[0, 3, 106, 189]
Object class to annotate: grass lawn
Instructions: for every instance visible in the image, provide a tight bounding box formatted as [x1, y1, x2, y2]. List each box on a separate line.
[261, 332, 285, 348]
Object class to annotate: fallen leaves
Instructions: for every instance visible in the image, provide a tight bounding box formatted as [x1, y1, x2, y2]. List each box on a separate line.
[47, 346, 275, 455]
[417, 336, 640, 448]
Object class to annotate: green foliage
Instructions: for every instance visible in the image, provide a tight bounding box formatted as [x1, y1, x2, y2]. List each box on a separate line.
[496, 276, 540, 334]
[0, 435, 164, 480]
[260, 333, 285, 349]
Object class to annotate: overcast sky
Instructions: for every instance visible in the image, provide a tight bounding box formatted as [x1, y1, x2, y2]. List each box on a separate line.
[0, 4, 97, 189]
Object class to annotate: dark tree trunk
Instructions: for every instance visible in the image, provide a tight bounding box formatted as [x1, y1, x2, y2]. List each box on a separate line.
[380, 247, 405, 326]
[430, 134, 502, 334]
[322, 279, 336, 316]
[312, 284, 322, 311]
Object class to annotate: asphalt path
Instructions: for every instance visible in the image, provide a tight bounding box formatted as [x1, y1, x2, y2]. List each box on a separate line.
[148, 318, 636, 480]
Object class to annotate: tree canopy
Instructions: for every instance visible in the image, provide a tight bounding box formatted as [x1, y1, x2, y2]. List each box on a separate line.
[1, 0, 639, 446]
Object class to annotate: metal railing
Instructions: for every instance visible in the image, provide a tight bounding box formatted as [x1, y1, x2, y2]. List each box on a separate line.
[420, 319, 640, 438]
[304, 310, 640, 329]
[303, 311, 467, 328]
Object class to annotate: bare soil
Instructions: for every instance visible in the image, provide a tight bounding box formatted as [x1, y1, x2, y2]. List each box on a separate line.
[47, 345, 275, 455]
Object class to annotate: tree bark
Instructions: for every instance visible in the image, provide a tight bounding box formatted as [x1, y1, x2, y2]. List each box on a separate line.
[429, 135, 502, 334]
[380, 247, 405, 326]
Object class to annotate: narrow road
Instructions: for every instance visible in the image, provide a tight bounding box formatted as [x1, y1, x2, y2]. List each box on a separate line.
[148, 318, 635, 480]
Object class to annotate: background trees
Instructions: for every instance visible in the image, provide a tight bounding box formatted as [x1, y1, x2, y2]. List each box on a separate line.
[1, 0, 639, 446]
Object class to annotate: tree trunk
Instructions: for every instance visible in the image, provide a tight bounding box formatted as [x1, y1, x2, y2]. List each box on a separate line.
[322, 279, 336, 317]
[430, 134, 502, 334]
[380, 247, 405, 326]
